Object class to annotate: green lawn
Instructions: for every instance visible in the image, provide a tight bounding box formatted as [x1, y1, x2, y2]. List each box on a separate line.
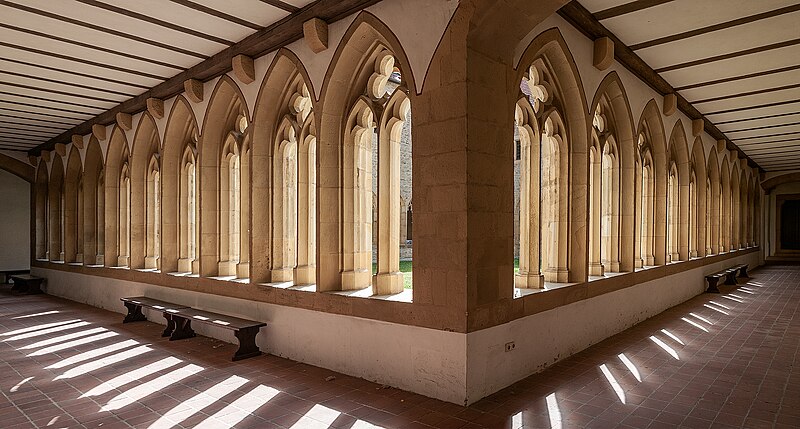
[370, 260, 518, 290]
[372, 260, 414, 289]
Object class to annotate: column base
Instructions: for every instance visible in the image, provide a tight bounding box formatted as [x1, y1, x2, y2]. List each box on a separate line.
[543, 268, 569, 283]
[236, 262, 249, 279]
[514, 272, 544, 289]
[705, 248, 713, 256]
[294, 265, 316, 285]
[690, 251, 698, 258]
[645, 255, 655, 266]
[218, 260, 237, 276]
[144, 256, 159, 269]
[604, 261, 621, 272]
[271, 267, 294, 282]
[635, 259, 643, 269]
[178, 258, 193, 273]
[75, 253, 83, 263]
[589, 263, 604, 276]
[373, 272, 404, 295]
[341, 269, 371, 291]
[117, 255, 129, 267]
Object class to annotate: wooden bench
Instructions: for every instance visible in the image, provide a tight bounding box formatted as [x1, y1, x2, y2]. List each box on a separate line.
[120, 296, 266, 361]
[163, 307, 266, 361]
[9, 275, 44, 294]
[120, 297, 190, 337]
[705, 264, 749, 293]
[2, 270, 30, 284]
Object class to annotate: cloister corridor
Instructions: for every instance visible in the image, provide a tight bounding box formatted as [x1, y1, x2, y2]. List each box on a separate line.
[2, 265, 798, 429]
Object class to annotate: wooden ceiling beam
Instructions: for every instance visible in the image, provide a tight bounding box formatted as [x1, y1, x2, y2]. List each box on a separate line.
[557, 0, 763, 171]
[31, 0, 381, 156]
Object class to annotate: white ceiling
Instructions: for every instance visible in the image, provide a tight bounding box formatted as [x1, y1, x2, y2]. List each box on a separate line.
[580, 0, 800, 172]
[0, 0, 313, 153]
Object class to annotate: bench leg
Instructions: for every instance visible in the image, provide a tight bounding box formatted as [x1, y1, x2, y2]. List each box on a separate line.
[169, 317, 195, 341]
[738, 266, 749, 278]
[706, 277, 721, 293]
[724, 271, 737, 286]
[232, 327, 262, 361]
[123, 303, 147, 323]
[162, 313, 175, 337]
[25, 281, 43, 294]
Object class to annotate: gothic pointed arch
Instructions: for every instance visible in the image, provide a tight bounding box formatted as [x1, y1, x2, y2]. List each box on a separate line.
[34, 161, 49, 260]
[666, 120, 690, 261]
[689, 138, 707, 258]
[706, 148, 720, 254]
[48, 155, 64, 262]
[84, 136, 105, 265]
[199, 75, 250, 278]
[730, 163, 741, 251]
[63, 146, 83, 263]
[162, 95, 200, 274]
[318, 14, 418, 292]
[130, 113, 162, 270]
[251, 49, 316, 285]
[515, 27, 590, 283]
[719, 155, 731, 252]
[588, 71, 636, 274]
[635, 99, 667, 265]
[104, 126, 131, 267]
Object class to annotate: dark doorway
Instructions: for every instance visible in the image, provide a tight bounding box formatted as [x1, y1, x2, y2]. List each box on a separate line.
[780, 199, 800, 250]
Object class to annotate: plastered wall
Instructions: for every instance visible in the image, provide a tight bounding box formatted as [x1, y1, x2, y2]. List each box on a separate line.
[0, 169, 30, 271]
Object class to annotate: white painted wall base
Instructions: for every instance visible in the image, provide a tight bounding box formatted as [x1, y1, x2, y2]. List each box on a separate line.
[30, 267, 467, 404]
[33, 251, 759, 406]
[465, 251, 761, 404]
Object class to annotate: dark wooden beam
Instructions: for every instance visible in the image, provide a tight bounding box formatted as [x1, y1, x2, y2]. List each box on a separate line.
[258, 0, 300, 14]
[630, 4, 800, 50]
[558, 0, 763, 171]
[0, 0, 208, 59]
[169, 0, 262, 30]
[31, 0, 382, 156]
[594, 0, 675, 21]
[0, 22, 185, 70]
[705, 99, 800, 116]
[692, 83, 800, 105]
[73, 0, 235, 46]
[0, 57, 152, 90]
[674, 65, 800, 91]
[0, 70, 136, 98]
[726, 121, 800, 134]
[716, 111, 800, 125]
[0, 41, 167, 81]
[654, 38, 800, 73]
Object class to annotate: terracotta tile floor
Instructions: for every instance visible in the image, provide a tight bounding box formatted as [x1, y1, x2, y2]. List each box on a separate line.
[1, 265, 799, 428]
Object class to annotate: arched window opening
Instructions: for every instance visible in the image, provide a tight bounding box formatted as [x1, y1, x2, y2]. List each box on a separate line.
[35, 164, 49, 260]
[338, 49, 413, 295]
[705, 178, 712, 256]
[589, 104, 621, 275]
[635, 133, 656, 267]
[719, 181, 725, 252]
[513, 98, 542, 288]
[666, 163, 679, 262]
[688, 171, 697, 258]
[48, 157, 64, 261]
[96, 171, 105, 265]
[76, 176, 84, 263]
[145, 155, 161, 270]
[219, 131, 243, 277]
[513, 62, 570, 289]
[341, 103, 374, 290]
[179, 143, 198, 273]
[118, 161, 131, 267]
